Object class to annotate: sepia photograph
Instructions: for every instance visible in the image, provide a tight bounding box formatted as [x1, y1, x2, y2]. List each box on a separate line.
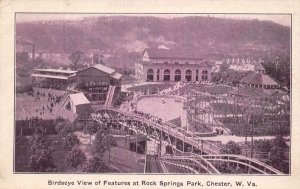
[14, 13, 291, 175]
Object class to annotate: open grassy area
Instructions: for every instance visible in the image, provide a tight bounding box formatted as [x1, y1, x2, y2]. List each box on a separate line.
[127, 83, 174, 94]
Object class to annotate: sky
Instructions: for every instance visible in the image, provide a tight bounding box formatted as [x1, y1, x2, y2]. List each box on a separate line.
[16, 13, 291, 27]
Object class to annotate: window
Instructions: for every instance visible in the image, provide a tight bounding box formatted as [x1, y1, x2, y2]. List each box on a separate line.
[185, 70, 192, 81]
[147, 69, 154, 81]
[202, 70, 208, 81]
[174, 69, 181, 81]
[163, 69, 171, 81]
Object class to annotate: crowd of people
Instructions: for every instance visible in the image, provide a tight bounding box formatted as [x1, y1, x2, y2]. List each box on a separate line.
[34, 79, 68, 90]
[21, 89, 64, 119]
[133, 110, 163, 124]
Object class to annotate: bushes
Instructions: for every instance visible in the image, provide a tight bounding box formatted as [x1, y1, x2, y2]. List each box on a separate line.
[254, 139, 272, 152]
[63, 133, 80, 150]
[29, 134, 56, 172]
[220, 141, 242, 155]
[15, 119, 56, 136]
[219, 122, 290, 137]
[16, 84, 33, 94]
[85, 154, 108, 172]
[66, 147, 86, 169]
[114, 92, 127, 106]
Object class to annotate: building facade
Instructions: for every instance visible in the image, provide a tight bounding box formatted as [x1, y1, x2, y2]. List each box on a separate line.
[75, 64, 122, 103]
[135, 49, 212, 82]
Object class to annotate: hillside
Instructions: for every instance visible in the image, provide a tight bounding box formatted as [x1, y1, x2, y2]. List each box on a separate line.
[16, 16, 290, 68]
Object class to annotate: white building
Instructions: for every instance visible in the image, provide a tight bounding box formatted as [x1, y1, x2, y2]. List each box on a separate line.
[135, 48, 212, 82]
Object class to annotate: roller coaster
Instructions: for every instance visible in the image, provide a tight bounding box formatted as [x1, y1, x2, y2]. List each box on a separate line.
[92, 108, 284, 175]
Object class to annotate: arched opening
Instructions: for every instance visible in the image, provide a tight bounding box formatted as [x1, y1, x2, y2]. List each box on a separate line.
[174, 69, 181, 81]
[147, 69, 154, 81]
[163, 69, 171, 81]
[202, 70, 208, 81]
[185, 70, 192, 81]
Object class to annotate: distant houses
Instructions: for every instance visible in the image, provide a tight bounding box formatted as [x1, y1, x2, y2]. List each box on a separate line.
[226, 57, 264, 72]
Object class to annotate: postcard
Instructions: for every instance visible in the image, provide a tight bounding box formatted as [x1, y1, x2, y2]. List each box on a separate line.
[0, 0, 299, 189]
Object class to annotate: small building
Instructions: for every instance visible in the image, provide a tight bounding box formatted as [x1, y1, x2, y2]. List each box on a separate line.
[135, 48, 213, 82]
[75, 64, 122, 102]
[240, 64, 280, 89]
[69, 93, 91, 114]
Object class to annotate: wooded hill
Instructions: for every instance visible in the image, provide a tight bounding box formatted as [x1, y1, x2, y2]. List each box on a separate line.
[16, 16, 290, 66]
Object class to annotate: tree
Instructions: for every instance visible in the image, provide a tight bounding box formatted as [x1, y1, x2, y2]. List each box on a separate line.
[220, 141, 242, 155]
[85, 154, 109, 173]
[269, 146, 285, 166]
[255, 139, 272, 153]
[55, 120, 73, 138]
[54, 116, 66, 126]
[66, 147, 86, 170]
[29, 117, 47, 136]
[69, 51, 83, 70]
[29, 135, 56, 172]
[92, 130, 115, 157]
[74, 122, 85, 136]
[272, 135, 288, 149]
[268, 135, 287, 168]
[92, 120, 117, 160]
[83, 122, 98, 144]
[63, 133, 80, 150]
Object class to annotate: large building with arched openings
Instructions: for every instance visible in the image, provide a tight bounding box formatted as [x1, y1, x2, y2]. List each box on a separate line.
[135, 49, 212, 82]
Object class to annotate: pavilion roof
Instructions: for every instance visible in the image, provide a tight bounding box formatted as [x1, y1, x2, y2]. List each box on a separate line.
[241, 73, 279, 86]
[92, 64, 115, 74]
[69, 93, 90, 106]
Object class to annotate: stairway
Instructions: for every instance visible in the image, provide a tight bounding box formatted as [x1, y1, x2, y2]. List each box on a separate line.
[57, 91, 70, 109]
[104, 85, 116, 108]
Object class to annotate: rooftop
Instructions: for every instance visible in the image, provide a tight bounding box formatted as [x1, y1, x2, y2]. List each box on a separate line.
[34, 68, 77, 75]
[31, 73, 69, 80]
[144, 48, 204, 60]
[77, 64, 122, 80]
[69, 93, 90, 106]
[92, 64, 115, 75]
[111, 72, 122, 80]
[255, 64, 266, 71]
[233, 86, 286, 98]
[241, 73, 279, 86]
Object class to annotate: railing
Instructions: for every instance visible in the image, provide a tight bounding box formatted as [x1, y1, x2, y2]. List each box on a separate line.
[144, 155, 165, 173]
[161, 154, 220, 174]
[57, 91, 70, 109]
[201, 154, 284, 175]
[93, 108, 220, 155]
[160, 160, 199, 173]
[104, 85, 116, 108]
